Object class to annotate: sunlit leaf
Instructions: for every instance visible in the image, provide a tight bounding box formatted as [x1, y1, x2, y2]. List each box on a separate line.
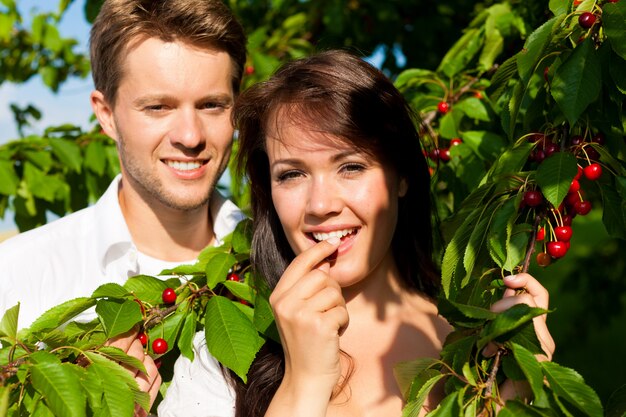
[95, 299, 142, 338]
[478, 304, 547, 349]
[204, 296, 264, 382]
[394, 357, 440, 398]
[206, 252, 238, 289]
[29, 298, 96, 333]
[123, 275, 170, 305]
[542, 361, 603, 417]
[31, 362, 86, 417]
[535, 152, 578, 208]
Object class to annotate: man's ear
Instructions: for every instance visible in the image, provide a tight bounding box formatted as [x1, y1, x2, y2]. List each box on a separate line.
[91, 90, 118, 141]
[399, 177, 408, 197]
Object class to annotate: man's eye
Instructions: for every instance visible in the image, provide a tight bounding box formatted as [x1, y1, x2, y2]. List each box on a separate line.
[341, 163, 366, 173]
[202, 102, 225, 110]
[145, 105, 165, 111]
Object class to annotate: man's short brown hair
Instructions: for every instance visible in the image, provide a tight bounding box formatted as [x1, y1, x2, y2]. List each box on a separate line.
[90, 0, 247, 105]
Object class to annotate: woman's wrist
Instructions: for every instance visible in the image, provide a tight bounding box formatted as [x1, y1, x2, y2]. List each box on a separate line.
[265, 374, 334, 417]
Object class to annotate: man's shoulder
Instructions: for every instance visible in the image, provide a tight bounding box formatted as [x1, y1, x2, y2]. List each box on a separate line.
[0, 206, 97, 258]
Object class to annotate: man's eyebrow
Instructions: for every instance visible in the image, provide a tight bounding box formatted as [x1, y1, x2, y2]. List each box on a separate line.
[132, 93, 234, 107]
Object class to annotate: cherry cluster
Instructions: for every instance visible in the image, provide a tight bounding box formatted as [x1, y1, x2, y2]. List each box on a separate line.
[523, 131, 606, 266]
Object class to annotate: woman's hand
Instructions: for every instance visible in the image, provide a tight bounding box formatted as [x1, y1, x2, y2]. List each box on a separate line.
[106, 328, 162, 417]
[266, 237, 348, 417]
[488, 273, 555, 402]
[489, 273, 555, 361]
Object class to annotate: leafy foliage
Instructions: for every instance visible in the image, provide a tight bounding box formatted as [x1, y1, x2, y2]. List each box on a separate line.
[1, 0, 625, 416]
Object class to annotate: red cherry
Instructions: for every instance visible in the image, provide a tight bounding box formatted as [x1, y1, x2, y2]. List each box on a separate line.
[138, 332, 148, 347]
[583, 163, 602, 181]
[474, 91, 483, 99]
[227, 272, 240, 282]
[536, 252, 552, 267]
[569, 179, 580, 193]
[437, 101, 450, 114]
[606, 0, 619, 3]
[439, 148, 451, 162]
[429, 148, 440, 161]
[152, 338, 168, 355]
[543, 66, 550, 83]
[562, 215, 573, 226]
[536, 227, 546, 241]
[592, 132, 606, 145]
[574, 165, 583, 180]
[578, 12, 596, 29]
[565, 192, 581, 208]
[450, 138, 463, 147]
[529, 133, 545, 143]
[574, 200, 592, 215]
[523, 190, 543, 207]
[162, 288, 177, 305]
[571, 135, 584, 146]
[245, 65, 255, 75]
[554, 226, 573, 241]
[585, 147, 601, 161]
[544, 142, 559, 157]
[547, 241, 568, 258]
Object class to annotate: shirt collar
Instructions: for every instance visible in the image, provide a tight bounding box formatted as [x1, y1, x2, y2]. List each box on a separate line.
[95, 176, 246, 271]
[94, 175, 135, 273]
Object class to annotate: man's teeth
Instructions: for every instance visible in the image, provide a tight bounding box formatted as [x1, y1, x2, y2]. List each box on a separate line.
[312, 228, 356, 242]
[167, 161, 202, 171]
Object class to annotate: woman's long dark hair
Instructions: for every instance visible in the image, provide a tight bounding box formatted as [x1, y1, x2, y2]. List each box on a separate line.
[232, 49, 440, 416]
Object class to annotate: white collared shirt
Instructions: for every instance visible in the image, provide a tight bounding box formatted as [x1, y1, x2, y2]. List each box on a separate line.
[0, 174, 245, 329]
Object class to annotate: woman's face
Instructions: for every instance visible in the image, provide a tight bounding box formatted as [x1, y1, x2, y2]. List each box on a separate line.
[266, 118, 407, 288]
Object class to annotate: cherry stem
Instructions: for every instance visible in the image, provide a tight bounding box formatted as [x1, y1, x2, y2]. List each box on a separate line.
[521, 215, 542, 274]
[485, 348, 505, 399]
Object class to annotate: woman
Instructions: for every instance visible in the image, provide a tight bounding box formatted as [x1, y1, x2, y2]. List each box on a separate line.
[233, 50, 554, 416]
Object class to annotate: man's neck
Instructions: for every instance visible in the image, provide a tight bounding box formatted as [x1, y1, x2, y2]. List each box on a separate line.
[118, 181, 215, 262]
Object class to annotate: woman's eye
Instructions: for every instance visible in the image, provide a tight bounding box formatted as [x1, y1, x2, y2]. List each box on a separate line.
[276, 170, 303, 182]
[145, 104, 165, 111]
[341, 163, 366, 174]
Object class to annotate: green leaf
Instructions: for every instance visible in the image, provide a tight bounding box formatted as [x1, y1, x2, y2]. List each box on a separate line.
[438, 28, 484, 77]
[604, 1, 626, 60]
[485, 143, 533, 182]
[423, 391, 462, 416]
[394, 68, 437, 90]
[252, 292, 279, 342]
[0, 384, 9, 416]
[84, 140, 107, 176]
[478, 304, 547, 349]
[0, 160, 18, 195]
[610, 52, 626, 94]
[232, 219, 252, 254]
[456, 97, 490, 121]
[479, 24, 503, 72]
[49, 138, 82, 173]
[205, 252, 238, 289]
[405, 370, 446, 415]
[503, 223, 530, 273]
[461, 131, 506, 162]
[511, 342, 545, 402]
[204, 296, 265, 383]
[517, 16, 560, 83]
[488, 54, 518, 102]
[96, 346, 146, 374]
[0, 303, 19, 340]
[40, 66, 59, 91]
[91, 283, 131, 299]
[124, 275, 169, 305]
[463, 202, 498, 281]
[147, 309, 186, 355]
[30, 362, 87, 417]
[178, 311, 198, 361]
[95, 299, 143, 338]
[542, 361, 603, 417]
[29, 297, 97, 333]
[223, 281, 255, 304]
[441, 208, 481, 297]
[393, 357, 439, 398]
[487, 198, 517, 267]
[549, 0, 570, 16]
[440, 333, 478, 373]
[551, 39, 602, 126]
[535, 152, 579, 208]
[438, 110, 461, 139]
[606, 384, 626, 417]
[84, 351, 145, 417]
[600, 179, 626, 240]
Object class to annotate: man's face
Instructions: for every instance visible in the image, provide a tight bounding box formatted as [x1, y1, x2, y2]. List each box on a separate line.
[96, 37, 235, 211]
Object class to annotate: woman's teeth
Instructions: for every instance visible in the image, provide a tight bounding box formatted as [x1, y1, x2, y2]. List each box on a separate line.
[167, 161, 202, 171]
[312, 228, 357, 242]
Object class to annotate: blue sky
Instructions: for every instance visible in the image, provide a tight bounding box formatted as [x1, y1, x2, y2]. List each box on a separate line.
[0, 0, 94, 146]
[0, 1, 92, 231]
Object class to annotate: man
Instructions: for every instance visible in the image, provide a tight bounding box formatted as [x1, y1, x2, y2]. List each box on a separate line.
[0, 0, 247, 414]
